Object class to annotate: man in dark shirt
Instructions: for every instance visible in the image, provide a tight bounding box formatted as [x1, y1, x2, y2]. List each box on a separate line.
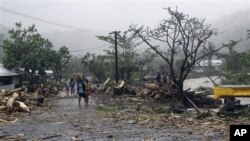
[76, 76, 87, 108]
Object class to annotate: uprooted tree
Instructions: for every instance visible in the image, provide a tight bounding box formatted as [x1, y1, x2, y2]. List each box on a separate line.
[130, 7, 229, 101]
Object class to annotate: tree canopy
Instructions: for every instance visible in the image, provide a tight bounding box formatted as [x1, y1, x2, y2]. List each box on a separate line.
[96, 31, 148, 82]
[3, 23, 70, 82]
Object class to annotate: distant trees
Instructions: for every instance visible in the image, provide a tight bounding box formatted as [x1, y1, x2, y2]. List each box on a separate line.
[63, 56, 85, 78]
[81, 50, 156, 82]
[202, 42, 216, 70]
[216, 39, 250, 85]
[0, 34, 4, 63]
[49, 46, 71, 82]
[79, 30, 158, 82]
[130, 7, 227, 98]
[3, 23, 70, 82]
[247, 29, 250, 40]
[82, 53, 111, 81]
[96, 31, 150, 82]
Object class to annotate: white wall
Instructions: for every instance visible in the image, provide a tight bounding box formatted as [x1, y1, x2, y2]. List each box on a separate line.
[0, 83, 15, 90]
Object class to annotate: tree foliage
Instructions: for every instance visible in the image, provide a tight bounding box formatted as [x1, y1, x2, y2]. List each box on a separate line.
[96, 30, 152, 82]
[63, 56, 85, 78]
[82, 53, 112, 81]
[49, 46, 71, 82]
[3, 23, 70, 82]
[217, 40, 250, 85]
[3, 23, 52, 75]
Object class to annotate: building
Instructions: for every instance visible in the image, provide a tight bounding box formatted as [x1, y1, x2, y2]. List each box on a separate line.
[0, 65, 19, 90]
[193, 59, 223, 72]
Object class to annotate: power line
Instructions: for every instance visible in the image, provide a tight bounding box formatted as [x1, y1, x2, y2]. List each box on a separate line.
[0, 7, 88, 31]
[69, 44, 109, 52]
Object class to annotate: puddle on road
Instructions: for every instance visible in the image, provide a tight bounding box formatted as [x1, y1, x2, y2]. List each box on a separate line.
[51, 122, 67, 125]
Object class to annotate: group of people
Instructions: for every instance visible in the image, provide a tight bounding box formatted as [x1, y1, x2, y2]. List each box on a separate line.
[156, 71, 168, 85]
[65, 75, 91, 108]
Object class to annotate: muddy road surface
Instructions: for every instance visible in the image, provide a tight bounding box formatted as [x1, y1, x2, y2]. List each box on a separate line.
[0, 92, 228, 141]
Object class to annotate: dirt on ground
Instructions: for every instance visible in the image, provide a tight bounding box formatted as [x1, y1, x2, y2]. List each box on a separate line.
[0, 90, 249, 141]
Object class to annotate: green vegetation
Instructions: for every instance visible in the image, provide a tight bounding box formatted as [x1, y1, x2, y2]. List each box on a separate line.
[240, 108, 250, 119]
[3, 23, 70, 83]
[218, 40, 250, 85]
[196, 112, 212, 120]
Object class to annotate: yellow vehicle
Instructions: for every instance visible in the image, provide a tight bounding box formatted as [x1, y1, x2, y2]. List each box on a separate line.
[214, 85, 250, 111]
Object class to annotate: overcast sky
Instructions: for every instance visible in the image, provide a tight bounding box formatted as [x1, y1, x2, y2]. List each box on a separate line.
[1, 0, 250, 33]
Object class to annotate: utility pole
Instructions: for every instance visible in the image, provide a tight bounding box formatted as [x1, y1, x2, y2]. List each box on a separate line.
[109, 31, 120, 84]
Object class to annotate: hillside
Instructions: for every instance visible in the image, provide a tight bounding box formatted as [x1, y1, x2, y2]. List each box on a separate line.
[1, 8, 250, 57]
[0, 24, 108, 56]
[211, 8, 250, 52]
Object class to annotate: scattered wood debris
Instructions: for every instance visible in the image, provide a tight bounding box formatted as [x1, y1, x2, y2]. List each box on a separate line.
[97, 79, 221, 109]
[0, 82, 60, 123]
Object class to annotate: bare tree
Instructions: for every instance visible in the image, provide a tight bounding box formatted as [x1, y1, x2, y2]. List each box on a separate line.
[130, 7, 227, 98]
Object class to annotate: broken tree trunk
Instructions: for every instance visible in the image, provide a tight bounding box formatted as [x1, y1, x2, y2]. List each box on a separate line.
[136, 88, 152, 97]
[144, 83, 159, 90]
[98, 78, 111, 92]
[0, 105, 7, 111]
[113, 80, 125, 95]
[14, 101, 30, 112]
[185, 94, 201, 113]
[7, 92, 19, 109]
[0, 89, 6, 99]
[118, 80, 125, 88]
[6, 87, 24, 96]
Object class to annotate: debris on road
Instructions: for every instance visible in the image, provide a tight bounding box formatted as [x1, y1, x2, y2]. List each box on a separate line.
[0, 82, 61, 123]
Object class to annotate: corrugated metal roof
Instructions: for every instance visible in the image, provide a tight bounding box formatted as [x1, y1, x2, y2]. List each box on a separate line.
[0, 66, 18, 76]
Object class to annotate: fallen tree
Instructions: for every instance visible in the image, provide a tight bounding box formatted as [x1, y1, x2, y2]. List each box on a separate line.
[0, 81, 61, 118]
[7, 92, 19, 110]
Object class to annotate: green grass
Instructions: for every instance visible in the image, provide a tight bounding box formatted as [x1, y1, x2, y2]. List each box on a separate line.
[240, 107, 250, 119]
[196, 112, 212, 120]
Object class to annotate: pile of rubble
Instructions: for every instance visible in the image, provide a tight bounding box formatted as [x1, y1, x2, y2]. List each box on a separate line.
[0, 83, 60, 119]
[96, 78, 222, 109]
[135, 83, 221, 108]
[0, 87, 33, 113]
[96, 78, 125, 95]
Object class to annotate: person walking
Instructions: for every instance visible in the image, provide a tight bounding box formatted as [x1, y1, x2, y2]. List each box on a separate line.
[76, 76, 87, 108]
[70, 77, 75, 97]
[156, 71, 161, 85]
[85, 79, 91, 106]
[65, 78, 70, 96]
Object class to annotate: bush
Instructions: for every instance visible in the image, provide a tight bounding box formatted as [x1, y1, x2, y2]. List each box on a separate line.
[240, 107, 250, 119]
[196, 111, 212, 120]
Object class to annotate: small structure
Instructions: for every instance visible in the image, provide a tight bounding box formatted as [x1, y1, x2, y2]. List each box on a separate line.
[45, 70, 54, 79]
[0, 65, 19, 90]
[193, 59, 223, 72]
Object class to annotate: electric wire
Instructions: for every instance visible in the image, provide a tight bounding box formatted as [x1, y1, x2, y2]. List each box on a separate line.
[0, 6, 88, 31]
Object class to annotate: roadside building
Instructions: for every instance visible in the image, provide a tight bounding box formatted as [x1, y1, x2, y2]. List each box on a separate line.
[0, 65, 19, 90]
[193, 59, 223, 72]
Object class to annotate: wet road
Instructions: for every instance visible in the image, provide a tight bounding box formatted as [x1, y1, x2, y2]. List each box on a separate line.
[0, 92, 228, 141]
